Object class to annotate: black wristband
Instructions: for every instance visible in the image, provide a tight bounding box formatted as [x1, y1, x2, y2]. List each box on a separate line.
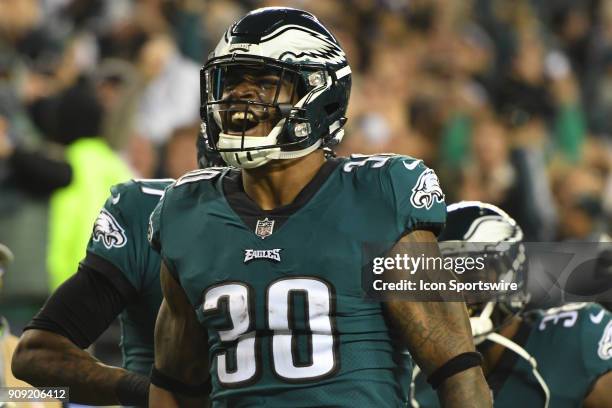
[150, 367, 210, 397]
[116, 372, 150, 407]
[427, 351, 483, 390]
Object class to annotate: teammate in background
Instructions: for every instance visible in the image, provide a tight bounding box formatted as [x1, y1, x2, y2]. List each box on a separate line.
[0, 243, 62, 408]
[412, 201, 612, 408]
[11, 136, 221, 406]
[149, 7, 490, 408]
[11, 178, 171, 406]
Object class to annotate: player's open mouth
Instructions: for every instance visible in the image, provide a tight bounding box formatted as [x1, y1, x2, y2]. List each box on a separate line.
[228, 110, 260, 133]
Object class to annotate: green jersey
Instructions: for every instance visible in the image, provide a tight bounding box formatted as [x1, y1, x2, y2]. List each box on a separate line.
[150, 154, 446, 407]
[413, 303, 612, 408]
[85, 178, 173, 375]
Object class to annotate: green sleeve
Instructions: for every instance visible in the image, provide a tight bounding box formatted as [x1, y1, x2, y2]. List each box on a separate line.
[383, 156, 447, 236]
[87, 183, 143, 291]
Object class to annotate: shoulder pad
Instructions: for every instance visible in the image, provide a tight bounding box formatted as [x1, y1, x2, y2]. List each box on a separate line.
[338, 154, 446, 237]
[385, 155, 446, 235]
[528, 303, 612, 378]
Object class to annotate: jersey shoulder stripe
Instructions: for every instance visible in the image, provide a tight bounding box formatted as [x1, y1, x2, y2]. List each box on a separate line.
[111, 179, 174, 199]
[174, 167, 229, 187]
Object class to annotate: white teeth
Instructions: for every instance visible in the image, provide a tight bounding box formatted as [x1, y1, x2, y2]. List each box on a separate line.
[231, 112, 255, 122]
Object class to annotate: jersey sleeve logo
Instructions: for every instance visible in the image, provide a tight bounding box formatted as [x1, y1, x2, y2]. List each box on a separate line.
[410, 168, 445, 210]
[597, 320, 612, 360]
[590, 309, 606, 324]
[403, 160, 422, 171]
[92, 209, 127, 249]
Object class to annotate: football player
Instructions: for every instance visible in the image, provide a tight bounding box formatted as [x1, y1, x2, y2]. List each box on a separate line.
[148, 7, 490, 408]
[412, 201, 612, 408]
[11, 135, 221, 406]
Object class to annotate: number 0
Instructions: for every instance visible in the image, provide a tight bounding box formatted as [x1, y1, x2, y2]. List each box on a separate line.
[268, 278, 338, 381]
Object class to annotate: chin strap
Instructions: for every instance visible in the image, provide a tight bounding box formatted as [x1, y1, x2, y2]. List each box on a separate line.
[483, 332, 550, 408]
[471, 302, 495, 344]
[470, 301, 549, 407]
[410, 365, 422, 408]
[276, 139, 321, 159]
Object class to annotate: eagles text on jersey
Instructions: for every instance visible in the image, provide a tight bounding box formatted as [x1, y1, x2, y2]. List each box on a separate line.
[149, 154, 446, 407]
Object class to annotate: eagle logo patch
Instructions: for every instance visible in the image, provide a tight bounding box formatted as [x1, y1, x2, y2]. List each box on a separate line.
[598, 320, 612, 360]
[410, 168, 445, 210]
[93, 209, 127, 249]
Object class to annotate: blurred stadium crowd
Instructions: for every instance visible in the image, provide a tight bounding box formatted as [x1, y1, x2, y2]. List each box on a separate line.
[0, 0, 611, 330]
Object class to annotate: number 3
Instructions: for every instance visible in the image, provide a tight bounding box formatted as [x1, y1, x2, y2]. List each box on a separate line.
[343, 154, 394, 172]
[203, 277, 338, 386]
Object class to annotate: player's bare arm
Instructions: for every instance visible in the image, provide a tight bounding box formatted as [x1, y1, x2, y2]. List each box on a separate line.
[12, 329, 147, 405]
[384, 230, 491, 408]
[583, 371, 612, 407]
[150, 262, 209, 408]
[11, 253, 153, 406]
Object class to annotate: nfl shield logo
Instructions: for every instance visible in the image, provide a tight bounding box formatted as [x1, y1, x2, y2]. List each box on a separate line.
[255, 218, 275, 239]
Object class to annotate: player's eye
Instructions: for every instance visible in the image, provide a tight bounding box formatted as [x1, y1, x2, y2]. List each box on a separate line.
[257, 76, 279, 90]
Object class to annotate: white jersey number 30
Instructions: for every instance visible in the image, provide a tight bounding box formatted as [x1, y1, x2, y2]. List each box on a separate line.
[203, 277, 338, 386]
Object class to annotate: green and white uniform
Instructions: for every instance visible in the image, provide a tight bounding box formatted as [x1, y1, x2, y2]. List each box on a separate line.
[413, 303, 612, 408]
[86, 179, 172, 375]
[149, 155, 446, 407]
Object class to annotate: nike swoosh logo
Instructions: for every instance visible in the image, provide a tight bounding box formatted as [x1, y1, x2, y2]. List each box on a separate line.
[111, 193, 121, 205]
[403, 160, 422, 171]
[590, 310, 605, 324]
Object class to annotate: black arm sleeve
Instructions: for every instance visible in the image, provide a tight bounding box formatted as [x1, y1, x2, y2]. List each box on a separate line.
[9, 147, 72, 195]
[25, 252, 138, 349]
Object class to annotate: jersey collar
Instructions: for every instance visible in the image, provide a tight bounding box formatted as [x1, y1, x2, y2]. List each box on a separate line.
[222, 158, 340, 234]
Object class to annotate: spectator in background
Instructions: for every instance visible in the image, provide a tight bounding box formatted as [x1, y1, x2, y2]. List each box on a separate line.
[588, 50, 612, 135]
[94, 59, 161, 178]
[42, 77, 132, 290]
[0, 1, 69, 304]
[163, 123, 198, 179]
[553, 165, 608, 241]
[135, 34, 200, 145]
[0, 113, 72, 198]
[548, 0, 594, 85]
[95, 58, 140, 150]
[457, 115, 515, 206]
[126, 132, 158, 178]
